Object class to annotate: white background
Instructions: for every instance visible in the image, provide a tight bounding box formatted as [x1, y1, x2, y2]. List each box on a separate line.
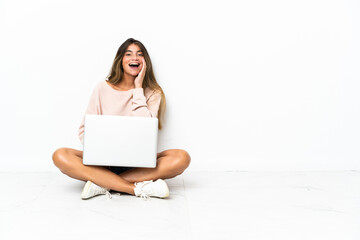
[1, 0, 359, 171]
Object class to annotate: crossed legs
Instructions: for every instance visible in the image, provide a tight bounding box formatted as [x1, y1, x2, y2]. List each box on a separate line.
[52, 148, 191, 195]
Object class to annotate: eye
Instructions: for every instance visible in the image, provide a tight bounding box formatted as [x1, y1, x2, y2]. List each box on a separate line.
[125, 53, 131, 56]
[138, 53, 143, 56]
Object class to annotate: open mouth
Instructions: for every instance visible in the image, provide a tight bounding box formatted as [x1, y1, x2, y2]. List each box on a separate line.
[129, 63, 140, 69]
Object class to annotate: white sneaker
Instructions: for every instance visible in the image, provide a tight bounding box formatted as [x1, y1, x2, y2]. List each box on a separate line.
[81, 181, 112, 200]
[134, 179, 170, 199]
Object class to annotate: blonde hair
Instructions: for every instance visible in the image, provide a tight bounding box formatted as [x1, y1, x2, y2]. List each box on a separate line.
[106, 38, 166, 129]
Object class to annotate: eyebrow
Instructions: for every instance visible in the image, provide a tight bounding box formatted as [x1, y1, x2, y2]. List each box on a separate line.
[126, 50, 143, 53]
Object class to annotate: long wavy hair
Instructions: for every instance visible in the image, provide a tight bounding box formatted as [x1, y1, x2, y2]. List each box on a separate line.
[106, 38, 166, 129]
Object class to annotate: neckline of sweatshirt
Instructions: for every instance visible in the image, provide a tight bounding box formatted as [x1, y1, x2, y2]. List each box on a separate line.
[104, 80, 142, 94]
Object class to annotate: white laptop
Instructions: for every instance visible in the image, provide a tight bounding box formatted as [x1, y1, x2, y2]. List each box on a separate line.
[82, 114, 158, 168]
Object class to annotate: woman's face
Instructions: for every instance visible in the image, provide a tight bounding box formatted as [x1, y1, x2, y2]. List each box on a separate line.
[122, 43, 144, 77]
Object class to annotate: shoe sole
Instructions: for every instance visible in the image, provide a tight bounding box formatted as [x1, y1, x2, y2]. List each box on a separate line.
[81, 181, 92, 200]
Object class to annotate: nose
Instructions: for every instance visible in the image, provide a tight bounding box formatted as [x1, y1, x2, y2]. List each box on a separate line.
[131, 55, 139, 61]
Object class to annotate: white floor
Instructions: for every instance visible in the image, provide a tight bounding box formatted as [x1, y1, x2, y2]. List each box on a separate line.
[1, 171, 360, 240]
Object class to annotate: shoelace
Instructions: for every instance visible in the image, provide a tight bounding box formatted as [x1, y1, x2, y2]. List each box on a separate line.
[135, 180, 153, 200]
[138, 193, 150, 200]
[93, 185, 113, 200]
[105, 192, 121, 200]
[105, 190, 112, 199]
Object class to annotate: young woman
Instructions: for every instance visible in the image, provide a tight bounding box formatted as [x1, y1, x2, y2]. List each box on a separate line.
[52, 38, 191, 199]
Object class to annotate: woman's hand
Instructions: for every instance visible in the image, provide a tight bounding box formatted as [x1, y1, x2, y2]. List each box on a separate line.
[134, 58, 146, 88]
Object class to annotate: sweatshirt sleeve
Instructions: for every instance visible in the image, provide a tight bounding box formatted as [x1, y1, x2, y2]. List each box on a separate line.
[78, 86, 101, 145]
[131, 88, 161, 118]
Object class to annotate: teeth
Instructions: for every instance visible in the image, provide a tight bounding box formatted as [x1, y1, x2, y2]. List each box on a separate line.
[129, 63, 139, 66]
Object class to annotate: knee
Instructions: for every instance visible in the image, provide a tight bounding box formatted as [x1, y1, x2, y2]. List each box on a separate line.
[52, 148, 71, 170]
[172, 149, 191, 172]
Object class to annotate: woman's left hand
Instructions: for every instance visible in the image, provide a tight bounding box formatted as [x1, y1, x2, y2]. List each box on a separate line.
[134, 58, 146, 88]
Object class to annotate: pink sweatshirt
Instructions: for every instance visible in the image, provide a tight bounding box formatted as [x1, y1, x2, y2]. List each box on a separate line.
[78, 80, 162, 144]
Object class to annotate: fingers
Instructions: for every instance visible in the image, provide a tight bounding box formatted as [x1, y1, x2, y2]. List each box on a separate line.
[134, 58, 146, 88]
[142, 58, 147, 71]
[139, 58, 146, 77]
